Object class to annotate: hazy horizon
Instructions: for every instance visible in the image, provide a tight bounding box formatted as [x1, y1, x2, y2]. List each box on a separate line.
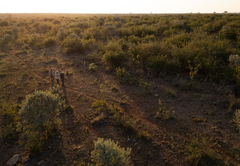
[0, 0, 240, 14]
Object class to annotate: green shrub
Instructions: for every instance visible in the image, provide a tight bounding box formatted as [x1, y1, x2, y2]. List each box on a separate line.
[102, 51, 127, 69]
[85, 52, 101, 63]
[19, 89, 62, 152]
[129, 42, 170, 62]
[62, 34, 84, 54]
[219, 26, 238, 40]
[92, 28, 104, 40]
[165, 33, 192, 47]
[102, 40, 122, 53]
[132, 24, 156, 37]
[92, 100, 109, 112]
[81, 38, 95, 50]
[172, 35, 232, 78]
[114, 113, 135, 133]
[117, 27, 133, 38]
[104, 26, 117, 39]
[147, 55, 167, 72]
[91, 138, 131, 166]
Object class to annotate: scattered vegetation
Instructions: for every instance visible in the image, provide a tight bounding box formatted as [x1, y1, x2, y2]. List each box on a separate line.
[0, 13, 240, 166]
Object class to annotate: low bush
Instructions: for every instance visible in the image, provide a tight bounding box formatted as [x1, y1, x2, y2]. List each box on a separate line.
[62, 34, 84, 54]
[104, 26, 118, 39]
[102, 51, 127, 69]
[91, 138, 131, 166]
[44, 37, 56, 47]
[19, 89, 62, 152]
[117, 27, 133, 38]
[165, 33, 192, 47]
[147, 55, 167, 72]
[129, 41, 170, 62]
[92, 100, 109, 112]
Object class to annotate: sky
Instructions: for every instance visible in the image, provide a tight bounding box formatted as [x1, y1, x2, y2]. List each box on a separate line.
[0, 0, 240, 14]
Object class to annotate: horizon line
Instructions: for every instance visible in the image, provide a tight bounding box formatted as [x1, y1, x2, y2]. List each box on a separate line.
[0, 12, 240, 14]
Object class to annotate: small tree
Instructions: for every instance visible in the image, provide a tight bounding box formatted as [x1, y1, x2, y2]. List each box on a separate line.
[19, 88, 62, 151]
[91, 138, 131, 166]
